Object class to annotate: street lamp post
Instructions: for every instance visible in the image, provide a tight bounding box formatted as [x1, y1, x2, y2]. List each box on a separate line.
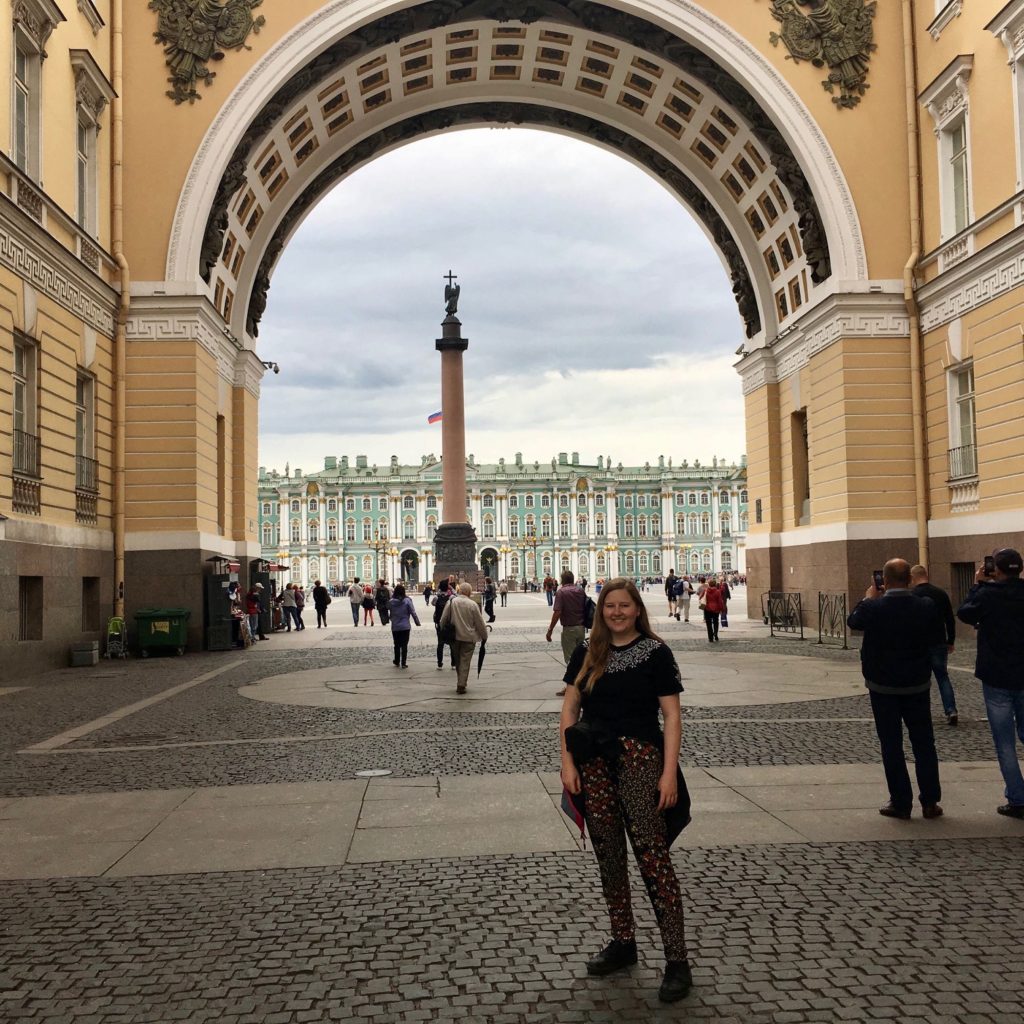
[603, 542, 618, 581]
[387, 546, 399, 582]
[498, 544, 512, 581]
[369, 530, 387, 582]
[517, 529, 540, 589]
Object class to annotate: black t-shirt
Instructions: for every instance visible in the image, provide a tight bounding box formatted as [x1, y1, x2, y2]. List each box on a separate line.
[563, 636, 683, 746]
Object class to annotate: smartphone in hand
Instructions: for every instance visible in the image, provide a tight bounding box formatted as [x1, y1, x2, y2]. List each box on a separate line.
[983, 555, 996, 577]
[872, 569, 884, 592]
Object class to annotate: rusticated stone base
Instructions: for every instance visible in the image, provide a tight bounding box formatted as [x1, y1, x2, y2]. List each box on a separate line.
[432, 522, 479, 585]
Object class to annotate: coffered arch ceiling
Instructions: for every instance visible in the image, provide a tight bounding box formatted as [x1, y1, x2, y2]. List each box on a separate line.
[177, 0, 862, 349]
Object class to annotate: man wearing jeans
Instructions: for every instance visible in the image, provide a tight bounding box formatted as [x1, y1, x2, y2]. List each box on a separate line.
[548, 570, 586, 697]
[910, 564, 959, 725]
[957, 548, 1024, 819]
[848, 558, 944, 820]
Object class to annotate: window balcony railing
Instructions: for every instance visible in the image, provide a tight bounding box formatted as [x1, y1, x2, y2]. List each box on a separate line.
[13, 429, 40, 477]
[76, 454, 99, 493]
[948, 443, 977, 481]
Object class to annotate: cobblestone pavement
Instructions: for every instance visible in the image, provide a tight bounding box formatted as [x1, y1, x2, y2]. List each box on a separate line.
[3, 841, 1023, 1023]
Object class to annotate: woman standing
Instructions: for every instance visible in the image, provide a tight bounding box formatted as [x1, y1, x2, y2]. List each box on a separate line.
[703, 578, 724, 643]
[439, 582, 489, 693]
[388, 583, 421, 668]
[362, 583, 375, 626]
[293, 585, 306, 631]
[559, 577, 692, 1003]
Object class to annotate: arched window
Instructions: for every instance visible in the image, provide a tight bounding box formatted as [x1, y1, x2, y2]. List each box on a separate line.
[290, 522, 301, 544]
[308, 521, 319, 544]
[362, 555, 373, 578]
[525, 514, 536, 533]
[622, 494, 633, 508]
[261, 501, 272, 516]
[595, 493, 605, 507]
[362, 518, 372, 541]
[740, 489, 748, 504]
[291, 558, 301, 579]
[525, 494, 535, 508]
[426, 495, 437, 509]
[577, 514, 588, 536]
[541, 516, 552, 538]
[624, 516, 635, 538]
[541, 494, 551, 508]
[652, 516, 660, 535]
[721, 512, 732, 537]
[346, 519, 355, 542]
[309, 558, 319, 580]
[309, 499, 318, 513]
[542, 554, 552, 575]
[560, 552, 571, 571]
[639, 552, 650, 573]
[740, 513, 749, 531]
[427, 515, 437, 538]
[637, 495, 647, 508]
[700, 492, 710, 506]
[508, 494, 519, 508]
[262, 523, 272, 546]
[577, 493, 587, 507]
[652, 552, 662, 573]
[675, 493, 685, 506]
[291, 499, 300, 513]
[362, 497, 371, 511]
[688, 493, 697, 505]
[676, 513, 685, 534]
[345, 498, 354, 512]
[625, 553, 636, 573]
[482, 493, 494, 508]
[403, 517, 415, 540]
[702, 549, 713, 571]
[701, 512, 711, 534]
[483, 515, 495, 539]
[327, 498, 337, 513]
[328, 556, 338, 580]
[638, 517, 648, 537]
[509, 518, 520, 539]
[378, 497, 387, 510]
[722, 550, 733, 571]
[378, 522, 387, 540]
[690, 550, 700, 573]
[688, 512, 699, 535]
[559, 514, 569, 537]
[559, 494, 569, 508]
[346, 555, 356, 578]
[510, 553, 521, 576]
[579, 554, 589, 577]
[719, 489, 729, 504]
[595, 512, 606, 536]
[596, 553, 607, 575]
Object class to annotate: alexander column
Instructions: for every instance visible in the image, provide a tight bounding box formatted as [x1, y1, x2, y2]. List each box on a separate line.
[432, 271, 478, 583]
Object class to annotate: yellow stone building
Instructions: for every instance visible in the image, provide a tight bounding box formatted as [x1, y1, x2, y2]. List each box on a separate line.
[0, 1, 1021, 675]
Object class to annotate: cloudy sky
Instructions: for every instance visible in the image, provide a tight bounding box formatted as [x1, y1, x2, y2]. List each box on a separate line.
[257, 127, 747, 477]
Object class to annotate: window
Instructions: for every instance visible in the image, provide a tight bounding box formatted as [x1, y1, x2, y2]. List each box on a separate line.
[525, 514, 536, 534]
[700, 492, 709, 505]
[327, 498, 337, 512]
[309, 558, 319, 580]
[559, 514, 569, 537]
[76, 115, 98, 231]
[947, 119, 970, 235]
[542, 555, 552, 575]
[13, 335, 38, 475]
[740, 489, 748, 504]
[740, 513, 749, 531]
[509, 517, 520, 539]
[403, 496, 415, 510]
[676, 513, 685, 534]
[291, 499, 301, 513]
[345, 498, 354, 511]
[426, 494, 437, 508]
[596, 553, 607, 575]
[638, 516, 648, 537]
[721, 513, 732, 536]
[362, 519, 373, 541]
[577, 493, 586, 507]
[637, 495, 647, 508]
[541, 494, 551, 508]
[378, 522, 387, 540]
[577, 514, 588, 536]
[403, 517, 415, 540]
[12, 32, 40, 178]
[482, 515, 495, 539]
[291, 558, 301, 579]
[510, 553, 520, 576]
[948, 363, 977, 478]
[75, 372, 95, 486]
[362, 555, 373, 578]
[624, 516, 635, 538]
[625, 554, 635, 574]
[508, 494, 518, 508]
[719, 489, 730, 504]
[595, 512, 606, 536]
[688, 512, 698, 534]
[688, 493, 697, 505]
[639, 552, 649, 574]
[922, 56, 973, 239]
[595, 494, 605, 507]
[346, 555, 356, 578]
[722, 550, 732, 571]
[346, 520, 356, 542]
[558, 494, 569, 508]
[701, 512, 711, 534]
[652, 517, 660, 535]
[652, 552, 662, 573]
[290, 522, 301, 544]
[362, 497, 371, 511]
[262, 523, 273, 546]
[525, 494, 535, 508]
[792, 409, 811, 526]
[328, 556, 338, 580]
[541, 515, 552, 538]
[675, 493, 685, 506]
[483, 493, 494, 508]
[262, 502, 272, 516]
[427, 515, 437, 538]
[378, 497, 387, 510]
[579, 554, 589, 577]
[560, 552, 570, 572]
[327, 520, 338, 542]
[622, 495, 633, 508]
[309, 499, 318, 513]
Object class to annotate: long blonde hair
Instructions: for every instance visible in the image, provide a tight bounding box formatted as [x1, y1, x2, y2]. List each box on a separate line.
[574, 577, 662, 694]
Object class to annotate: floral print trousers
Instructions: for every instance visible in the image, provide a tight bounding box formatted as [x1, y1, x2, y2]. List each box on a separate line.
[579, 737, 688, 960]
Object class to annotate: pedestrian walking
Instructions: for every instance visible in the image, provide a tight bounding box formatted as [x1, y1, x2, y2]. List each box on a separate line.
[277, 583, 298, 631]
[956, 548, 1024, 819]
[483, 576, 496, 623]
[439, 582, 488, 694]
[559, 577, 691, 1003]
[362, 584, 375, 626]
[499, 579, 508, 607]
[423, 582, 433, 606]
[543, 574, 557, 606]
[702, 578, 724, 642]
[374, 579, 391, 626]
[293, 585, 306, 630]
[432, 579, 457, 670]
[664, 569, 677, 619]
[848, 558, 943, 820]
[347, 578, 363, 626]
[312, 579, 331, 628]
[910, 564, 958, 725]
[548, 570, 587, 697]
[388, 583, 421, 668]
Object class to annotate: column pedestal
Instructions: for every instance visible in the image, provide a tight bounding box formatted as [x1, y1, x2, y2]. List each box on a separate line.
[432, 522, 479, 583]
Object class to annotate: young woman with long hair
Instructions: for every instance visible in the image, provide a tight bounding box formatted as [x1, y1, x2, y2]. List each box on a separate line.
[558, 577, 691, 1003]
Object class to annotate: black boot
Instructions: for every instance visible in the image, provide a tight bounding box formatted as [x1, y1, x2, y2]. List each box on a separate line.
[658, 960, 692, 1002]
[586, 939, 637, 977]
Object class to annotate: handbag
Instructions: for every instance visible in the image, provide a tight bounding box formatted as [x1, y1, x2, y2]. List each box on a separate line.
[439, 604, 457, 644]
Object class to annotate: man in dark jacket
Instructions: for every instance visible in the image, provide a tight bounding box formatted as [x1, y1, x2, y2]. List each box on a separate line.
[910, 564, 958, 725]
[848, 558, 943, 820]
[956, 547, 1024, 818]
[432, 579, 456, 670]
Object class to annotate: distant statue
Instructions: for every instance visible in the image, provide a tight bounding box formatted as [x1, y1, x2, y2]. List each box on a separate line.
[444, 270, 460, 316]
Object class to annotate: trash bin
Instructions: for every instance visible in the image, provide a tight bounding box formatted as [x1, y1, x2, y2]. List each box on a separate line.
[135, 608, 191, 657]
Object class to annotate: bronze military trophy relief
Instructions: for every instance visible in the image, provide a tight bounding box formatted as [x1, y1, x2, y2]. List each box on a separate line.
[769, 0, 877, 110]
[150, 0, 267, 105]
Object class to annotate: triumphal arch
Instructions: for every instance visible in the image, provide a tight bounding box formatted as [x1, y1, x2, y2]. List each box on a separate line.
[2, 1, 1022, 671]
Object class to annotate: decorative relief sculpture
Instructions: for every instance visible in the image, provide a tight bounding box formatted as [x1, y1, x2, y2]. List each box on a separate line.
[769, 0, 876, 109]
[150, 0, 265, 104]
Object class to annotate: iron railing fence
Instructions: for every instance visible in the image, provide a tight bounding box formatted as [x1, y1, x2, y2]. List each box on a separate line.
[13, 428, 39, 477]
[76, 454, 98, 493]
[817, 592, 848, 648]
[763, 591, 804, 640]
[948, 443, 977, 480]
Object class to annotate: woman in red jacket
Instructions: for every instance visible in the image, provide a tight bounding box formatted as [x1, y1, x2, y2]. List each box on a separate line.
[703, 578, 724, 643]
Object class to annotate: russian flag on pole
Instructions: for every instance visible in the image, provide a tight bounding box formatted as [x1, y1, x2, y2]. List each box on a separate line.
[427, 410, 443, 424]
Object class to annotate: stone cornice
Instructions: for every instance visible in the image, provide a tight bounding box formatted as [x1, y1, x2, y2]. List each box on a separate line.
[70, 49, 115, 122]
[13, 0, 66, 54]
[76, 0, 103, 35]
[0, 192, 116, 334]
[737, 291, 910, 395]
[233, 350, 264, 398]
[920, 54, 974, 134]
[928, 0, 963, 42]
[988, 0, 1024, 61]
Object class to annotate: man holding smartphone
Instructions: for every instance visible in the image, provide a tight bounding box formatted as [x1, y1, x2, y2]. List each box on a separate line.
[956, 548, 1024, 819]
[910, 564, 959, 726]
[848, 558, 944, 820]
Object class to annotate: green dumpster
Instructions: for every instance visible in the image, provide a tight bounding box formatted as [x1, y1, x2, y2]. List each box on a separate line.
[135, 608, 190, 657]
